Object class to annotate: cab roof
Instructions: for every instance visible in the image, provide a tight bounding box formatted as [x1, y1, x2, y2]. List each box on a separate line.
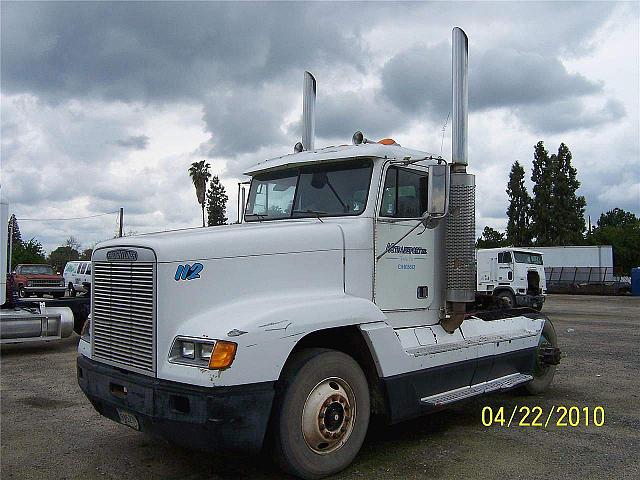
[244, 143, 441, 176]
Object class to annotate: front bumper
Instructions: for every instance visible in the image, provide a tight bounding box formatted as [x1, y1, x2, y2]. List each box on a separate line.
[77, 355, 275, 453]
[515, 294, 546, 309]
[25, 286, 66, 293]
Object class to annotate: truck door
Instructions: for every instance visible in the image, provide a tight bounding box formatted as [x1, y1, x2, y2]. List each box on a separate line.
[497, 251, 513, 283]
[374, 166, 435, 323]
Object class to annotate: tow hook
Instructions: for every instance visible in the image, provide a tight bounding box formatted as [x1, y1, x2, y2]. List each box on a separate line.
[538, 346, 562, 366]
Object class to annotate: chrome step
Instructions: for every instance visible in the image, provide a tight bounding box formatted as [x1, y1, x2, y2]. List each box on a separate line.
[420, 373, 533, 406]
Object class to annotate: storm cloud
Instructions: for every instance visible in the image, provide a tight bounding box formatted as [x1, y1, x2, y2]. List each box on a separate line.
[1, 1, 638, 251]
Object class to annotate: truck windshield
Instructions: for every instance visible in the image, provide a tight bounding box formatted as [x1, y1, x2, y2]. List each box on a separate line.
[245, 159, 373, 221]
[19, 265, 54, 274]
[514, 252, 543, 265]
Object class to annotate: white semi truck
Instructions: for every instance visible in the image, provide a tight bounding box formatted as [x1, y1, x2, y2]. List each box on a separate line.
[77, 28, 561, 479]
[476, 248, 546, 310]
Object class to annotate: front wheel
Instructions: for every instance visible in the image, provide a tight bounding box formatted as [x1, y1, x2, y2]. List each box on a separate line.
[18, 286, 30, 298]
[271, 348, 370, 480]
[495, 290, 515, 309]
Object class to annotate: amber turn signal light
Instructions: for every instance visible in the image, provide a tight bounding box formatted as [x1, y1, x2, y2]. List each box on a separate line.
[208, 341, 237, 370]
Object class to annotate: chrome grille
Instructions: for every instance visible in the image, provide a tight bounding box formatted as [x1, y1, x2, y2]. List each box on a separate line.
[92, 261, 155, 374]
[31, 279, 60, 287]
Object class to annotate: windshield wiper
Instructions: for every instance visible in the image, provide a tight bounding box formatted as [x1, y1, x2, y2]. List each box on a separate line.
[244, 213, 267, 221]
[292, 209, 325, 222]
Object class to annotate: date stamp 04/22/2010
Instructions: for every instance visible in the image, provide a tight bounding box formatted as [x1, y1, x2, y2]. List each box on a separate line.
[481, 405, 605, 428]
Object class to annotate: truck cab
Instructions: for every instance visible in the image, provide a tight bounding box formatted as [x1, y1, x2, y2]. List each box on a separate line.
[476, 248, 546, 310]
[77, 28, 560, 480]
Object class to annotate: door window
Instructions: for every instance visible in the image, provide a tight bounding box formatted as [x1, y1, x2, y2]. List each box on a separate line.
[78, 263, 87, 274]
[498, 251, 512, 263]
[379, 167, 428, 218]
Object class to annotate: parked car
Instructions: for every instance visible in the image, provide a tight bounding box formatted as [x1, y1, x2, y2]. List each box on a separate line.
[64, 261, 92, 297]
[13, 264, 66, 298]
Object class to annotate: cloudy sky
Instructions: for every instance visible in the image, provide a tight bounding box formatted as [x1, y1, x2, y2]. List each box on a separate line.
[1, 1, 638, 252]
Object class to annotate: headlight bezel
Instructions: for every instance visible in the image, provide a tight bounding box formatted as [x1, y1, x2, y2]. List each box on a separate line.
[168, 337, 236, 370]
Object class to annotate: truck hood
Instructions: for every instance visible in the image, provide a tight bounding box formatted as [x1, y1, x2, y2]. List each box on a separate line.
[93, 221, 345, 263]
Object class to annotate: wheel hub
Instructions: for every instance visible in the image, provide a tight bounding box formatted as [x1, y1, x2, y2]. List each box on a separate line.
[302, 377, 356, 454]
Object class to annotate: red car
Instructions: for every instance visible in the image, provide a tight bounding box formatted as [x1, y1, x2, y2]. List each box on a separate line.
[13, 264, 66, 299]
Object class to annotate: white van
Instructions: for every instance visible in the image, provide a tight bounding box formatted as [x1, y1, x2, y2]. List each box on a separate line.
[64, 261, 91, 296]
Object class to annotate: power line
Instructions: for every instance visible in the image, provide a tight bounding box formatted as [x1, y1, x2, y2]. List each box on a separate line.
[16, 211, 119, 222]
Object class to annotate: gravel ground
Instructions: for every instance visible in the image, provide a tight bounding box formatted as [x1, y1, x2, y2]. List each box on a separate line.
[1, 295, 639, 479]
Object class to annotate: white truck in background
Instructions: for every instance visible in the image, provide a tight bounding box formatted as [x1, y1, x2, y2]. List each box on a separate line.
[77, 28, 561, 479]
[476, 248, 546, 310]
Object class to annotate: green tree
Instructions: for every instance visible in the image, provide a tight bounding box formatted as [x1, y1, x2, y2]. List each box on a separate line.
[188, 160, 212, 227]
[587, 208, 640, 274]
[8, 214, 22, 245]
[530, 141, 555, 245]
[80, 248, 94, 260]
[206, 175, 228, 226]
[7, 214, 26, 269]
[551, 143, 586, 244]
[48, 245, 80, 273]
[11, 238, 46, 269]
[476, 226, 509, 248]
[506, 161, 532, 246]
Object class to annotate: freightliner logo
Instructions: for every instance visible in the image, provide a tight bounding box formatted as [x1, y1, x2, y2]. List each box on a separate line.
[106, 249, 138, 261]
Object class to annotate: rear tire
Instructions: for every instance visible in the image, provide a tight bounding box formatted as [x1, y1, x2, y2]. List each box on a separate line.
[271, 348, 370, 480]
[525, 319, 558, 394]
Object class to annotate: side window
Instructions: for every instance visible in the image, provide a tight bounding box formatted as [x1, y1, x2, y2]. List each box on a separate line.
[379, 167, 428, 218]
[78, 264, 86, 274]
[85, 264, 91, 275]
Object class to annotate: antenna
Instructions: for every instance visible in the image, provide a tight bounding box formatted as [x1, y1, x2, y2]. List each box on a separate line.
[440, 112, 450, 155]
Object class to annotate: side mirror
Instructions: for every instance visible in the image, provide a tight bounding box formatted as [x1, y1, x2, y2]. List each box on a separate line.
[426, 163, 449, 217]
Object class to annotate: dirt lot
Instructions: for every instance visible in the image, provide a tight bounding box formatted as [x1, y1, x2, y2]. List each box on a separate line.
[1, 295, 639, 479]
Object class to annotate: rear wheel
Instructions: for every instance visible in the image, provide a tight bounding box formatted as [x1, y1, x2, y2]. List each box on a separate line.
[525, 319, 558, 394]
[271, 348, 370, 480]
[495, 290, 515, 309]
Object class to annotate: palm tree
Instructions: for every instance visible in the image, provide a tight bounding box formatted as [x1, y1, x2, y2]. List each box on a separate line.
[188, 160, 212, 227]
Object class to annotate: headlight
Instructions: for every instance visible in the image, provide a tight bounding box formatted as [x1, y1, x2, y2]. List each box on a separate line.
[169, 337, 236, 370]
[27, 280, 32, 287]
[60, 279, 65, 286]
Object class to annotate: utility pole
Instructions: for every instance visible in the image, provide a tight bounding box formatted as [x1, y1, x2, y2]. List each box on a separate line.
[119, 208, 124, 238]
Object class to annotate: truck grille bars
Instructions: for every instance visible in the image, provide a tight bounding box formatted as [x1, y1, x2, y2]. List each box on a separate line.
[92, 261, 155, 375]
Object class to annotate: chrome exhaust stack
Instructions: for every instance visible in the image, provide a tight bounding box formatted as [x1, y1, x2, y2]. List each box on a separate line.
[301, 71, 317, 152]
[443, 27, 476, 333]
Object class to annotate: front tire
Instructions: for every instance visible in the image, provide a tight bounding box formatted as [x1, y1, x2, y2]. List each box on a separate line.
[495, 290, 515, 309]
[271, 348, 370, 480]
[18, 286, 30, 298]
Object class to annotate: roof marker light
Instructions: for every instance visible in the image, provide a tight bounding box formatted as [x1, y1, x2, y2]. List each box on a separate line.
[378, 138, 399, 146]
